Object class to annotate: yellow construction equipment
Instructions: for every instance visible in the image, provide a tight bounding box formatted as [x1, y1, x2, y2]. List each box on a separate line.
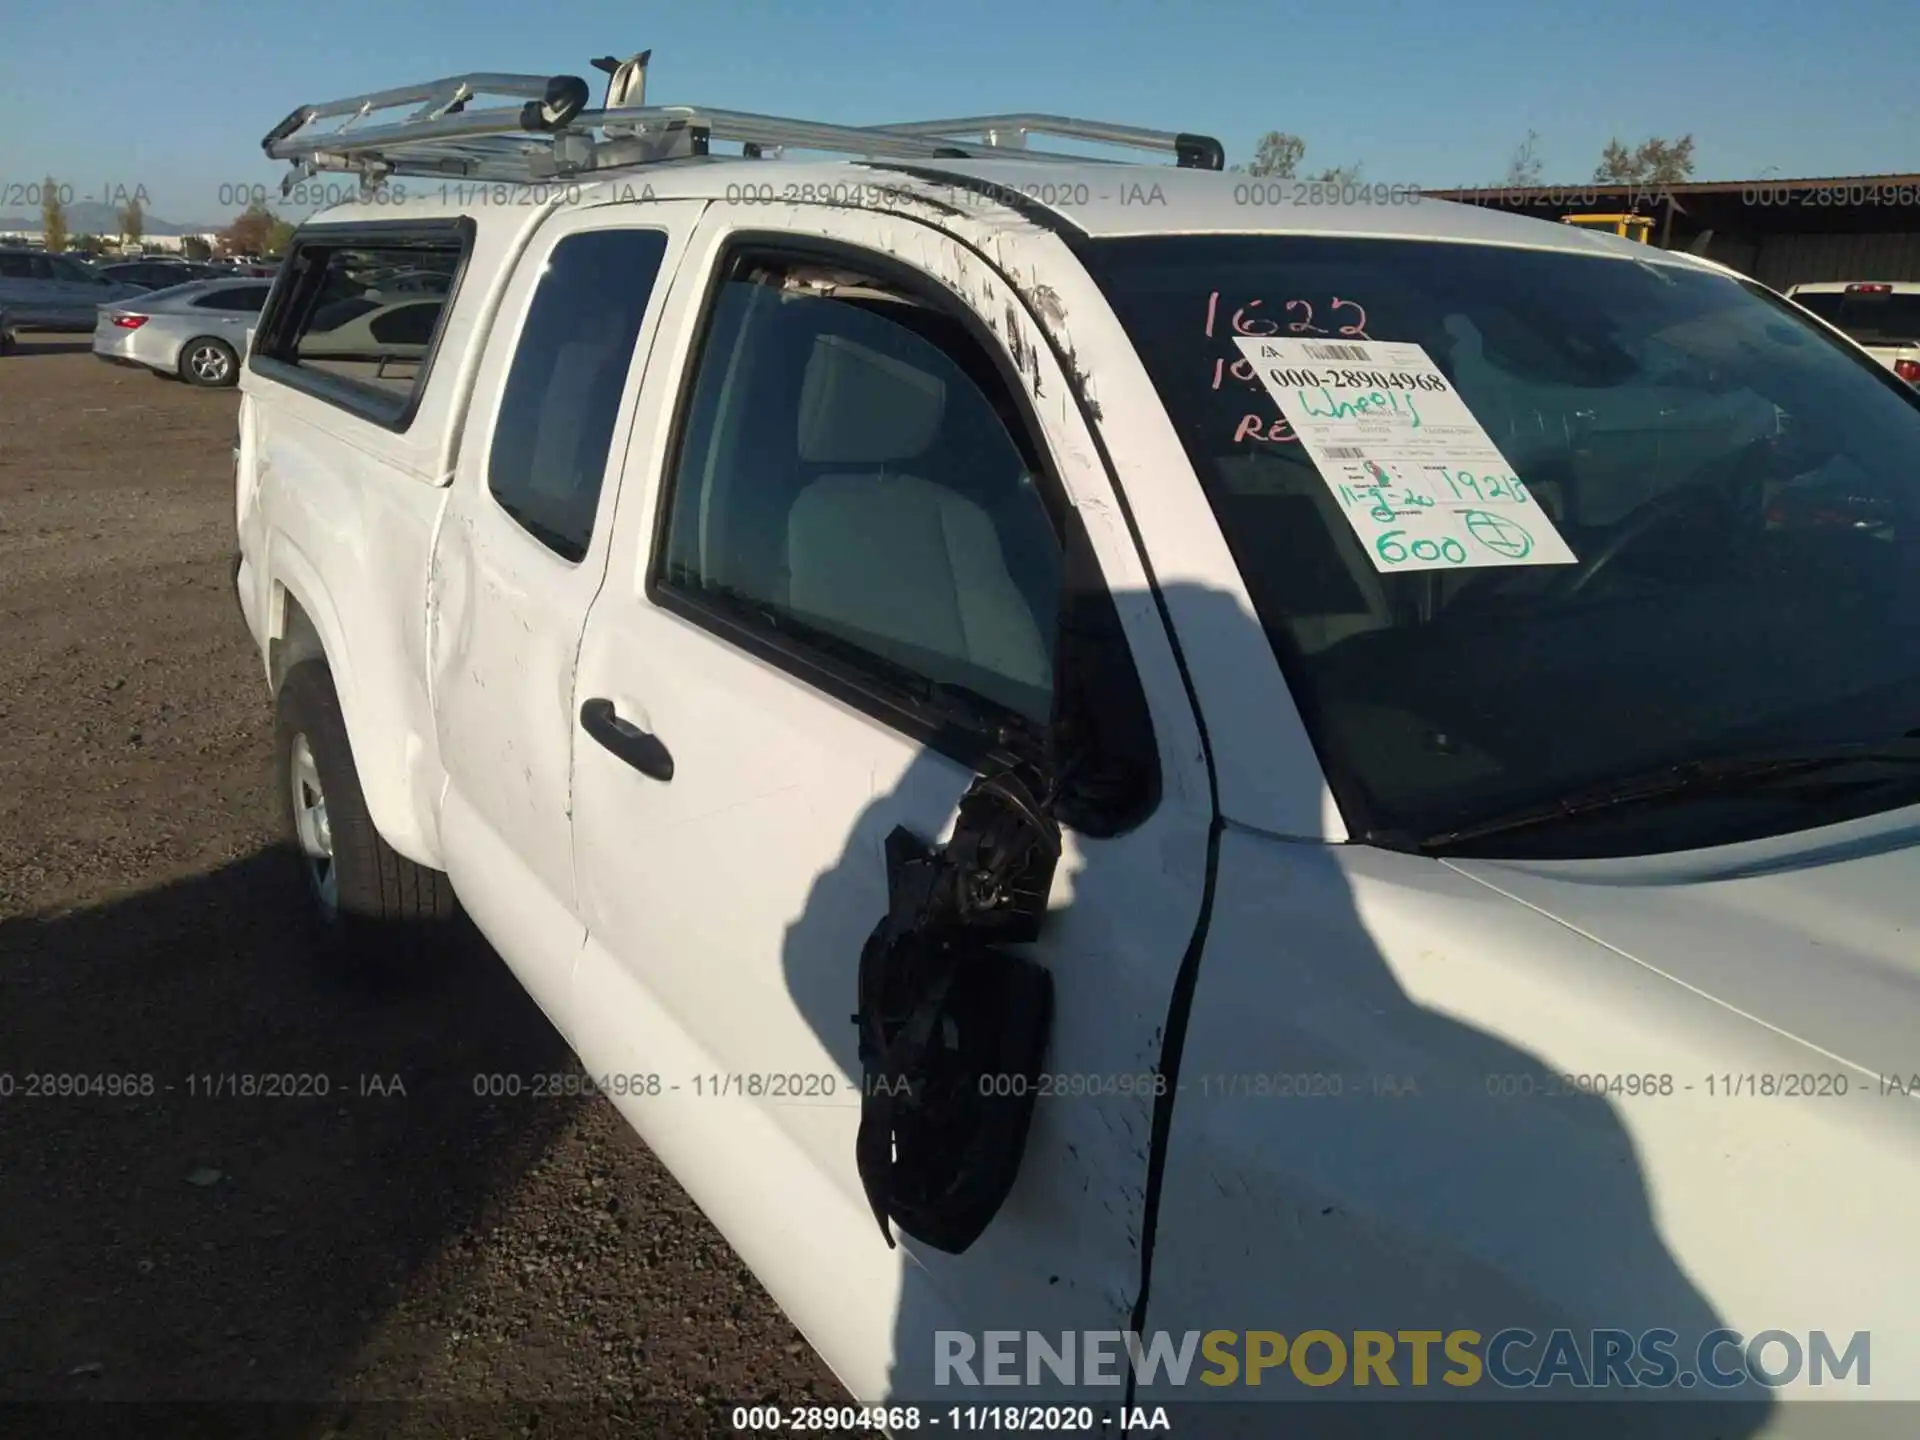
[1562, 212, 1654, 242]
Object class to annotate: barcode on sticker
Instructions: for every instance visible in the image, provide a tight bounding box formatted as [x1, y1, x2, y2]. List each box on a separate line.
[1322, 446, 1368, 459]
[1303, 342, 1371, 362]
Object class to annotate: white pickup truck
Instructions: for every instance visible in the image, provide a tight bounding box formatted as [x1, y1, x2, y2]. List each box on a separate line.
[1784, 281, 1920, 389]
[234, 65, 1920, 1436]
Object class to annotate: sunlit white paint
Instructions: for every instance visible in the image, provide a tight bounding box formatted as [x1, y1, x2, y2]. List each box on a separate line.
[428, 201, 704, 921]
[237, 159, 1919, 1430]
[1144, 823, 1920, 1426]
[564, 199, 1213, 1403]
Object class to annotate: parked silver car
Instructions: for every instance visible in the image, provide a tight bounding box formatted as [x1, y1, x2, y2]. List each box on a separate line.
[0, 248, 147, 331]
[92, 277, 275, 387]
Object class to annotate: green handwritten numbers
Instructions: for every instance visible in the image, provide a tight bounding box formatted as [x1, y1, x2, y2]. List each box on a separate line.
[1376, 531, 1469, 566]
[1440, 469, 1530, 504]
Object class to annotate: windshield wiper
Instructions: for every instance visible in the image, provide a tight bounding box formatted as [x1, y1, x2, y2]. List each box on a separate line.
[1418, 739, 1920, 851]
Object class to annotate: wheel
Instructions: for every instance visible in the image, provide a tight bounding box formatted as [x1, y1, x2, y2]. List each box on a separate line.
[180, 336, 238, 387]
[274, 661, 456, 959]
[0, 316, 15, 356]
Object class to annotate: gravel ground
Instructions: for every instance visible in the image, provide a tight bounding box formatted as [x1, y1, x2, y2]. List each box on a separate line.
[0, 338, 859, 1436]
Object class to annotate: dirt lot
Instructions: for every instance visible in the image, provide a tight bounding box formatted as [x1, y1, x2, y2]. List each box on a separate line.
[0, 338, 855, 1435]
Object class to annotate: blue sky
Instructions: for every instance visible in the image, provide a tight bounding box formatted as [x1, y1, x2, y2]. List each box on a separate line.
[2, 0, 1914, 226]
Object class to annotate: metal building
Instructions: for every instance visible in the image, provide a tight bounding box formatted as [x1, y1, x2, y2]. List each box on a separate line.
[1422, 174, 1920, 290]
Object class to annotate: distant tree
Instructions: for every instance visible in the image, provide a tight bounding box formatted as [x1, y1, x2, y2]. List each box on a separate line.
[1239, 131, 1306, 178]
[264, 217, 296, 256]
[1594, 135, 1696, 186]
[41, 177, 68, 255]
[119, 195, 145, 244]
[180, 235, 212, 261]
[1504, 130, 1544, 187]
[217, 202, 276, 256]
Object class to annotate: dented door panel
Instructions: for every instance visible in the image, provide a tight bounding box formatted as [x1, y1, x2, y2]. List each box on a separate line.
[565, 201, 1215, 1404]
[428, 201, 703, 1018]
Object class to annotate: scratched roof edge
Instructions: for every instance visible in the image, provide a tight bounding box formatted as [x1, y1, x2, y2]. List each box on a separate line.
[894, 160, 1712, 263]
[298, 157, 1721, 267]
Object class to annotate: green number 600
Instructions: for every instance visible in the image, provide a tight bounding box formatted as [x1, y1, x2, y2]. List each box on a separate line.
[1376, 530, 1467, 565]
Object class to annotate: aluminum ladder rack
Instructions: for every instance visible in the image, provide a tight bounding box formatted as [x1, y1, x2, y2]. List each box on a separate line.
[262, 51, 1225, 193]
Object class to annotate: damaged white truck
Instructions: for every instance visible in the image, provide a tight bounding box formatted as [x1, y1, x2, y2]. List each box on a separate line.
[234, 56, 1920, 1436]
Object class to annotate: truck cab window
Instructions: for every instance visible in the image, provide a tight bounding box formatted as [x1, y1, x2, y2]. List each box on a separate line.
[658, 256, 1062, 726]
[485, 228, 670, 563]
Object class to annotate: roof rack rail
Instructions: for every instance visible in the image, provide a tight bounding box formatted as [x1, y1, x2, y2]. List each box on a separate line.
[261, 52, 1225, 194]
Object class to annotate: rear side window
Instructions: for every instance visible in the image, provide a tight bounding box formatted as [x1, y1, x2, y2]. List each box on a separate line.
[192, 285, 270, 313]
[369, 302, 440, 346]
[486, 229, 670, 562]
[1793, 290, 1920, 346]
[0, 253, 33, 278]
[252, 221, 471, 428]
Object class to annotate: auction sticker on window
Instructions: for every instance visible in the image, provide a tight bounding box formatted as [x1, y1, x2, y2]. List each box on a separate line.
[1235, 337, 1577, 573]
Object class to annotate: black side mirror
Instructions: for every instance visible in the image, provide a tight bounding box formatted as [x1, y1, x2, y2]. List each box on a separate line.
[852, 770, 1059, 1254]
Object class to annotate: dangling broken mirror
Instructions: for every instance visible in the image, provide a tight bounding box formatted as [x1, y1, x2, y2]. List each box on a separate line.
[852, 768, 1060, 1255]
[850, 514, 1160, 1254]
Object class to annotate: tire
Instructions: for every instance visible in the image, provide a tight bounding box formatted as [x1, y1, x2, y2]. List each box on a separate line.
[274, 660, 456, 960]
[180, 336, 238, 387]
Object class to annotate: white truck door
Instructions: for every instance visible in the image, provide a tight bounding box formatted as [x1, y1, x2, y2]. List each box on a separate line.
[427, 201, 703, 1035]
[566, 202, 1214, 1405]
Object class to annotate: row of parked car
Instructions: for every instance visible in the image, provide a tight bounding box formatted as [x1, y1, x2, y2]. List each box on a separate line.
[0, 248, 295, 383]
[0, 248, 278, 359]
[0, 247, 460, 386]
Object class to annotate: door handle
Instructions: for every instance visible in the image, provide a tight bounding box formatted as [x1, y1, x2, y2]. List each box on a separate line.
[579, 698, 674, 781]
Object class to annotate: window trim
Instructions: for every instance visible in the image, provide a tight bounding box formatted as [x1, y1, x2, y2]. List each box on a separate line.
[247, 216, 476, 433]
[646, 231, 1082, 776]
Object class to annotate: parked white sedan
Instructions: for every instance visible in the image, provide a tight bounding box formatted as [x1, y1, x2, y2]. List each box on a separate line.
[92, 277, 275, 387]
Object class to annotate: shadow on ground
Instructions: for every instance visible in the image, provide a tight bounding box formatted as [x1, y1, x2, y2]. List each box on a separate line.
[0, 847, 585, 1410]
[3, 338, 95, 357]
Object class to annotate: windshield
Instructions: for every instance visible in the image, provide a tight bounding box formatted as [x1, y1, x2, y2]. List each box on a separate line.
[1082, 234, 1920, 856]
[1790, 289, 1920, 347]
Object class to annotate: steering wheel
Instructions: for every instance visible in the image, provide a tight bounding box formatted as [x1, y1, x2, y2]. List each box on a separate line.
[1551, 435, 1774, 599]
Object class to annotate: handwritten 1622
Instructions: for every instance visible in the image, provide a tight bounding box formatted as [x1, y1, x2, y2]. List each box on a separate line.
[1204, 290, 1369, 444]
